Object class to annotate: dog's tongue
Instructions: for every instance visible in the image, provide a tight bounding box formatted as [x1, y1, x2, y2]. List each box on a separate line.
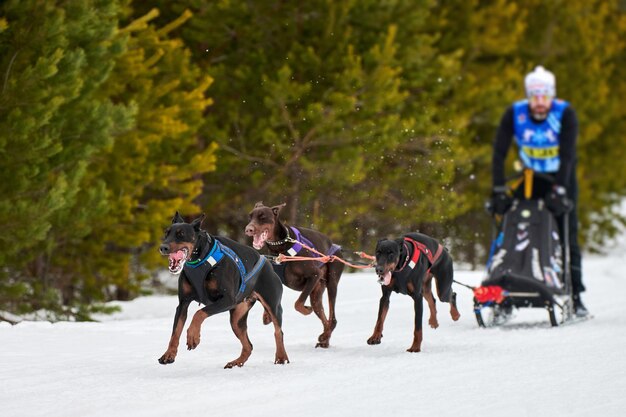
[379, 271, 392, 286]
[168, 250, 187, 274]
[252, 230, 269, 250]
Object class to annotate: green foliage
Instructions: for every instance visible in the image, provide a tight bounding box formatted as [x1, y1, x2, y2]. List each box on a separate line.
[1, 0, 624, 319]
[428, 0, 626, 262]
[0, 1, 214, 318]
[148, 1, 475, 252]
[73, 6, 215, 303]
[0, 0, 133, 315]
[513, 0, 626, 247]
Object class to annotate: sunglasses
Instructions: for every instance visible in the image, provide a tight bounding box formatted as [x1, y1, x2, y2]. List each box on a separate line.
[529, 94, 553, 104]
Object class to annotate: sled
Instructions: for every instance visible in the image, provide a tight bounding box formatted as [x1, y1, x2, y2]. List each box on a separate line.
[475, 170, 574, 327]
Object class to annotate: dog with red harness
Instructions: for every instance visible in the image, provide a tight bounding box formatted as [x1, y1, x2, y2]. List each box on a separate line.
[369, 232, 460, 352]
[245, 202, 344, 348]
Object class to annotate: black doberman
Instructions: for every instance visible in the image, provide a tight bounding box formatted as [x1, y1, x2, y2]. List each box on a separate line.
[369, 232, 460, 352]
[244, 202, 344, 348]
[158, 212, 289, 368]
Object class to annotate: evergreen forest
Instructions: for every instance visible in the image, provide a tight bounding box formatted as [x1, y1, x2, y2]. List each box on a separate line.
[1, 0, 625, 318]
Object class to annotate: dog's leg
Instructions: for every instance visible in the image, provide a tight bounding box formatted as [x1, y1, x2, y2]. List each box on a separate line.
[432, 256, 460, 321]
[310, 281, 331, 348]
[326, 261, 344, 334]
[262, 310, 271, 325]
[159, 277, 193, 365]
[407, 294, 424, 352]
[449, 291, 460, 321]
[367, 287, 392, 345]
[250, 291, 290, 364]
[159, 300, 192, 364]
[294, 273, 321, 315]
[423, 275, 439, 329]
[186, 297, 232, 351]
[224, 298, 256, 368]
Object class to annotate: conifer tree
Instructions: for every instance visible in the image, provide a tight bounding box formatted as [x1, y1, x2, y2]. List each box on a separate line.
[67, 7, 215, 304]
[0, 1, 214, 316]
[428, 0, 626, 261]
[514, 0, 626, 247]
[142, 0, 473, 251]
[0, 0, 133, 313]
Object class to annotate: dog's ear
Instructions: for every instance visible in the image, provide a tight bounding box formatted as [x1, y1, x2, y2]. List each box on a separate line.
[191, 214, 205, 231]
[254, 201, 264, 208]
[271, 203, 287, 217]
[172, 211, 185, 224]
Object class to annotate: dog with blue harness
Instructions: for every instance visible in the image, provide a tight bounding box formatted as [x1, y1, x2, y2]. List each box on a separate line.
[158, 212, 289, 369]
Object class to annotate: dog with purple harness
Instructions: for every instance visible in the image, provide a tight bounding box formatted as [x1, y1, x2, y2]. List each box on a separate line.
[245, 202, 345, 348]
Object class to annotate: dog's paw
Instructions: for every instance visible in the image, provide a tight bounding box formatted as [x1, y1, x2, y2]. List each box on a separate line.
[316, 331, 331, 348]
[406, 346, 422, 353]
[224, 360, 245, 369]
[315, 340, 330, 348]
[429, 318, 439, 329]
[367, 334, 382, 345]
[274, 356, 290, 365]
[158, 352, 176, 365]
[186, 328, 201, 350]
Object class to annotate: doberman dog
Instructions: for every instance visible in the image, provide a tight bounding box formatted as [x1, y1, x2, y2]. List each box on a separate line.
[245, 202, 344, 348]
[368, 232, 460, 352]
[158, 212, 289, 368]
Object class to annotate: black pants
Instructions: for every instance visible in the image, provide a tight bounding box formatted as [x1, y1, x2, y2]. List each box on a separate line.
[560, 176, 584, 294]
[513, 172, 584, 295]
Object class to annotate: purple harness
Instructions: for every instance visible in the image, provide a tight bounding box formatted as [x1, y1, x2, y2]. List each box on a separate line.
[287, 227, 341, 264]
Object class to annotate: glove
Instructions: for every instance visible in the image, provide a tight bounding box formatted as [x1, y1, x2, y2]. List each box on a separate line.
[546, 185, 573, 216]
[487, 186, 512, 215]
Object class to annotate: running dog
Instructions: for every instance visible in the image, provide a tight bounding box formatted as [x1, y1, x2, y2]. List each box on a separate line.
[244, 202, 344, 348]
[368, 232, 460, 352]
[158, 212, 289, 368]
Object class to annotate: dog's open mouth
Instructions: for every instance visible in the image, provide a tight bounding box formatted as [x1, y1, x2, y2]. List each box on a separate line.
[168, 248, 189, 275]
[377, 271, 392, 286]
[252, 230, 269, 250]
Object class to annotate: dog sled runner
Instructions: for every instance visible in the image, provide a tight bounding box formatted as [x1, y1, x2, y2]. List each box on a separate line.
[474, 171, 575, 327]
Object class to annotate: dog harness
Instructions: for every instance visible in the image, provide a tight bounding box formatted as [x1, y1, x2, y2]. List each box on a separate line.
[268, 226, 341, 260]
[397, 237, 444, 274]
[185, 237, 266, 305]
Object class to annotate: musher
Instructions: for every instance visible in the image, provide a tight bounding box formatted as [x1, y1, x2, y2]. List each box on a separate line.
[489, 65, 589, 317]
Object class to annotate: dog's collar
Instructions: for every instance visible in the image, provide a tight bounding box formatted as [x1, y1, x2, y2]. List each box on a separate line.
[188, 231, 211, 260]
[266, 223, 293, 246]
[184, 235, 267, 299]
[186, 234, 225, 268]
[186, 238, 248, 284]
[395, 241, 412, 272]
[266, 225, 324, 259]
[395, 238, 422, 272]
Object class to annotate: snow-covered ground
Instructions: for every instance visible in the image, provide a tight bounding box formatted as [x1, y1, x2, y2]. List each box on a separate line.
[2, 234, 625, 417]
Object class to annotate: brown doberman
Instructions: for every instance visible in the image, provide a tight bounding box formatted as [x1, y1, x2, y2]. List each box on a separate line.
[245, 202, 344, 348]
[369, 232, 460, 352]
[158, 212, 289, 368]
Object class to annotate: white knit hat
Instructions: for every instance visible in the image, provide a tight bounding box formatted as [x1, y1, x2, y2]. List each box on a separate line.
[524, 66, 556, 97]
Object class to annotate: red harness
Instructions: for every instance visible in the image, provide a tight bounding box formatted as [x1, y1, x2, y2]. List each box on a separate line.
[397, 237, 444, 273]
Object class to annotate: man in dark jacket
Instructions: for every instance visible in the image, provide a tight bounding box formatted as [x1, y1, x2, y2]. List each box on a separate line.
[490, 65, 588, 317]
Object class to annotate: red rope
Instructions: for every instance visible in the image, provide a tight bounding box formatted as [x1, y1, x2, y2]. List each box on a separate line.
[275, 242, 375, 269]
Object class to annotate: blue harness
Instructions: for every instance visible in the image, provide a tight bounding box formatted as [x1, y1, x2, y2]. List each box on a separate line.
[186, 238, 265, 297]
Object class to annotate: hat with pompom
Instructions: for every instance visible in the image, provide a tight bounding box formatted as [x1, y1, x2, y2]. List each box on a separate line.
[524, 66, 556, 97]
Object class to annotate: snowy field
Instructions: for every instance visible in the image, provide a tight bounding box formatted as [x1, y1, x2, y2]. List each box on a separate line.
[1, 236, 625, 417]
